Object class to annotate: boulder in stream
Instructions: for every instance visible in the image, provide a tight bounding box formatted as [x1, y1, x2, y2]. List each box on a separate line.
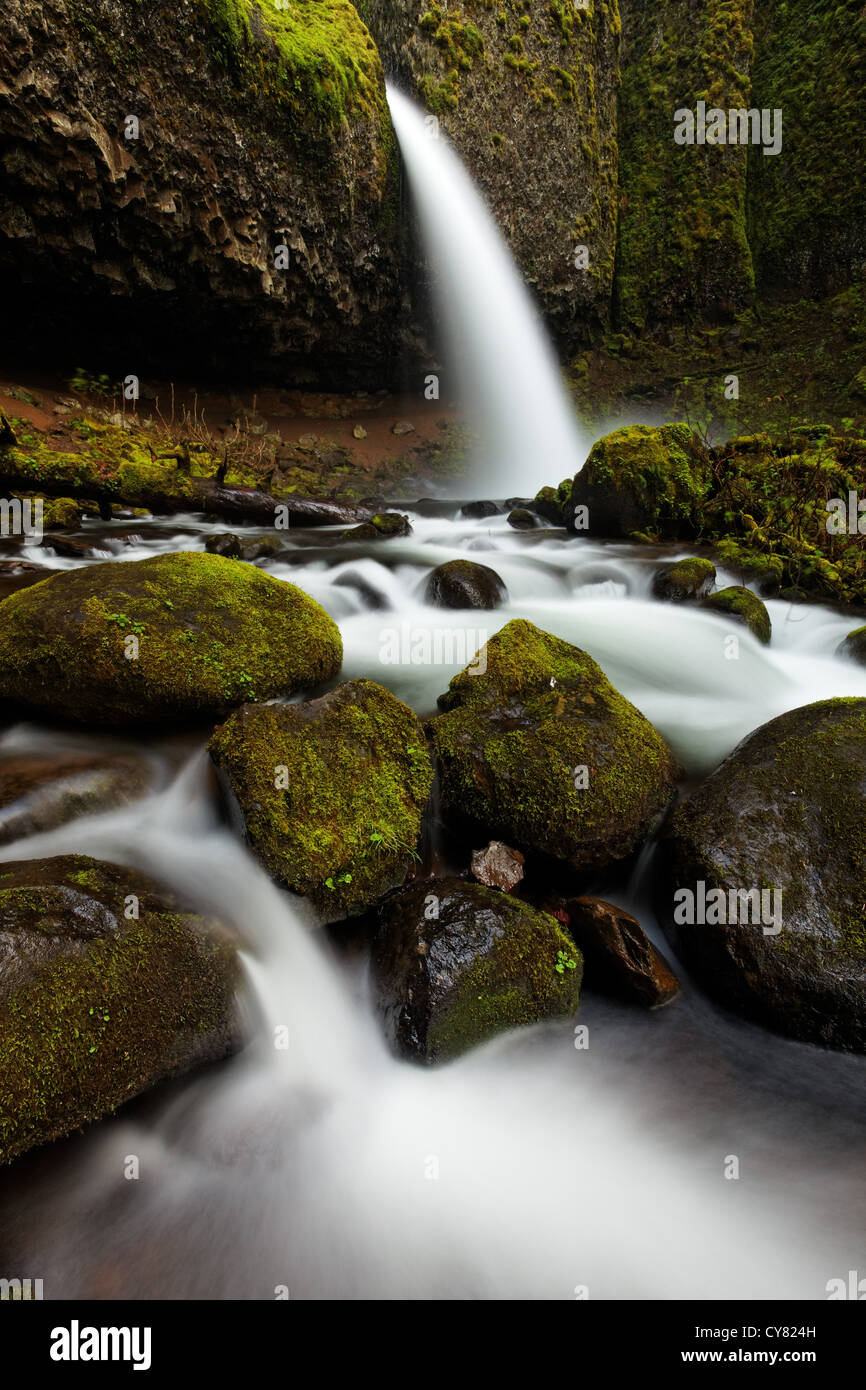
[652, 557, 716, 603]
[836, 626, 866, 665]
[507, 508, 537, 530]
[567, 424, 711, 539]
[470, 840, 525, 892]
[659, 698, 866, 1052]
[372, 877, 582, 1062]
[425, 559, 507, 610]
[209, 680, 434, 920]
[702, 585, 771, 644]
[554, 895, 680, 1008]
[0, 552, 342, 726]
[0, 854, 242, 1165]
[429, 620, 679, 874]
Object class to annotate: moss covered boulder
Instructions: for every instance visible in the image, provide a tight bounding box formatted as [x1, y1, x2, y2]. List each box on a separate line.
[702, 586, 771, 644]
[0, 854, 241, 1165]
[425, 559, 507, 611]
[568, 424, 711, 539]
[652, 557, 716, 604]
[372, 878, 582, 1062]
[0, 551, 342, 726]
[209, 680, 433, 919]
[429, 620, 678, 874]
[659, 699, 866, 1052]
[837, 626, 866, 665]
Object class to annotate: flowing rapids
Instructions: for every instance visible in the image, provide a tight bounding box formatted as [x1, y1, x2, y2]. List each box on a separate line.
[2, 508, 866, 1299]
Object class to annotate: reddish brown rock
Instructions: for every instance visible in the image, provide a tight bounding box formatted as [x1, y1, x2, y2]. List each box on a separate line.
[470, 841, 525, 893]
[559, 896, 680, 1009]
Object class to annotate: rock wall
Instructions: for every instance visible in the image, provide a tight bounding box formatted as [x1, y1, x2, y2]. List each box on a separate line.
[0, 0, 406, 386]
[359, 0, 622, 350]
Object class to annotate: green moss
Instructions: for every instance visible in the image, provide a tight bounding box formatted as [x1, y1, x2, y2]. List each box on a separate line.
[197, 0, 387, 137]
[430, 619, 677, 871]
[0, 855, 239, 1165]
[0, 552, 342, 726]
[428, 897, 583, 1058]
[209, 681, 433, 917]
[572, 422, 712, 538]
[703, 584, 771, 643]
[615, 0, 755, 329]
[748, 0, 866, 299]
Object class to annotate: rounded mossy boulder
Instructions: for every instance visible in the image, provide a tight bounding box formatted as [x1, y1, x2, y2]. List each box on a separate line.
[702, 585, 771, 644]
[532, 480, 572, 526]
[425, 559, 507, 610]
[0, 551, 342, 726]
[372, 877, 582, 1062]
[653, 556, 716, 603]
[568, 424, 711, 539]
[837, 626, 866, 665]
[0, 854, 241, 1166]
[428, 619, 679, 873]
[659, 699, 866, 1053]
[209, 680, 434, 919]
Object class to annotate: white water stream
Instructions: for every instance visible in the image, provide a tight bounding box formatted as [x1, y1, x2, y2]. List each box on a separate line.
[1, 88, 864, 1300]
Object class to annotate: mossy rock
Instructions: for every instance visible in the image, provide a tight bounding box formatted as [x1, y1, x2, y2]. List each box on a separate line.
[428, 620, 679, 873]
[0, 551, 342, 727]
[532, 480, 571, 526]
[659, 699, 866, 1053]
[702, 586, 771, 644]
[425, 559, 507, 610]
[204, 533, 283, 561]
[652, 557, 716, 603]
[568, 424, 711, 539]
[507, 507, 536, 530]
[372, 877, 582, 1062]
[0, 753, 154, 845]
[370, 512, 412, 537]
[0, 854, 242, 1165]
[209, 680, 434, 919]
[837, 626, 866, 665]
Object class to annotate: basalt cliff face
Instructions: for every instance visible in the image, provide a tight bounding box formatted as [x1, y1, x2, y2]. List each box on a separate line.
[0, 0, 863, 388]
[0, 0, 408, 386]
[359, 0, 622, 352]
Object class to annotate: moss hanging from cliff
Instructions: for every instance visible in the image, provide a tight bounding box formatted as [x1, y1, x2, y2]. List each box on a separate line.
[748, 0, 866, 300]
[198, 0, 388, 132]
[614, 0, 755, 330]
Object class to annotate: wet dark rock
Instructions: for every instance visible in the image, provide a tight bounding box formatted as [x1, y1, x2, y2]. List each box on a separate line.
[837, 626, 866, 665]
[659, 698, 866, 1052]
[556, 895, 680, 1008]
[425, 559, 507, 610]
[0, 854, 242, 1165]
[653, 557, 716, 603]
[460, 501, 501, 520]
[372, 877, 581, 1062]
[507, 508, 537, 530]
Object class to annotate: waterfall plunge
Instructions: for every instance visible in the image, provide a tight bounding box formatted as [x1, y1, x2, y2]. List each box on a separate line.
[387, 86, 592, 500]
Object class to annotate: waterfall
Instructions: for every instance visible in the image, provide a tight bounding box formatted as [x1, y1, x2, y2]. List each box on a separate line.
[387, 85, 592, 501]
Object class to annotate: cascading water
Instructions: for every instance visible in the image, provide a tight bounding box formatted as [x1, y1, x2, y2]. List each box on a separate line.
[3, 95, 866, 1303]
[386, 86, 592, 500]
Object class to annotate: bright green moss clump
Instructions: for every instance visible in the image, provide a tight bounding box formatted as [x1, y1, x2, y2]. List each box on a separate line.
[430, 619, 678, 872]
[198, 0, 387, 133]
[570, 423, 712, 539]
[703, 584, 771, 644]
[209, 680, 434, 918]
[0, 552, 343, 726]
[0, 855, 240, 1165]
